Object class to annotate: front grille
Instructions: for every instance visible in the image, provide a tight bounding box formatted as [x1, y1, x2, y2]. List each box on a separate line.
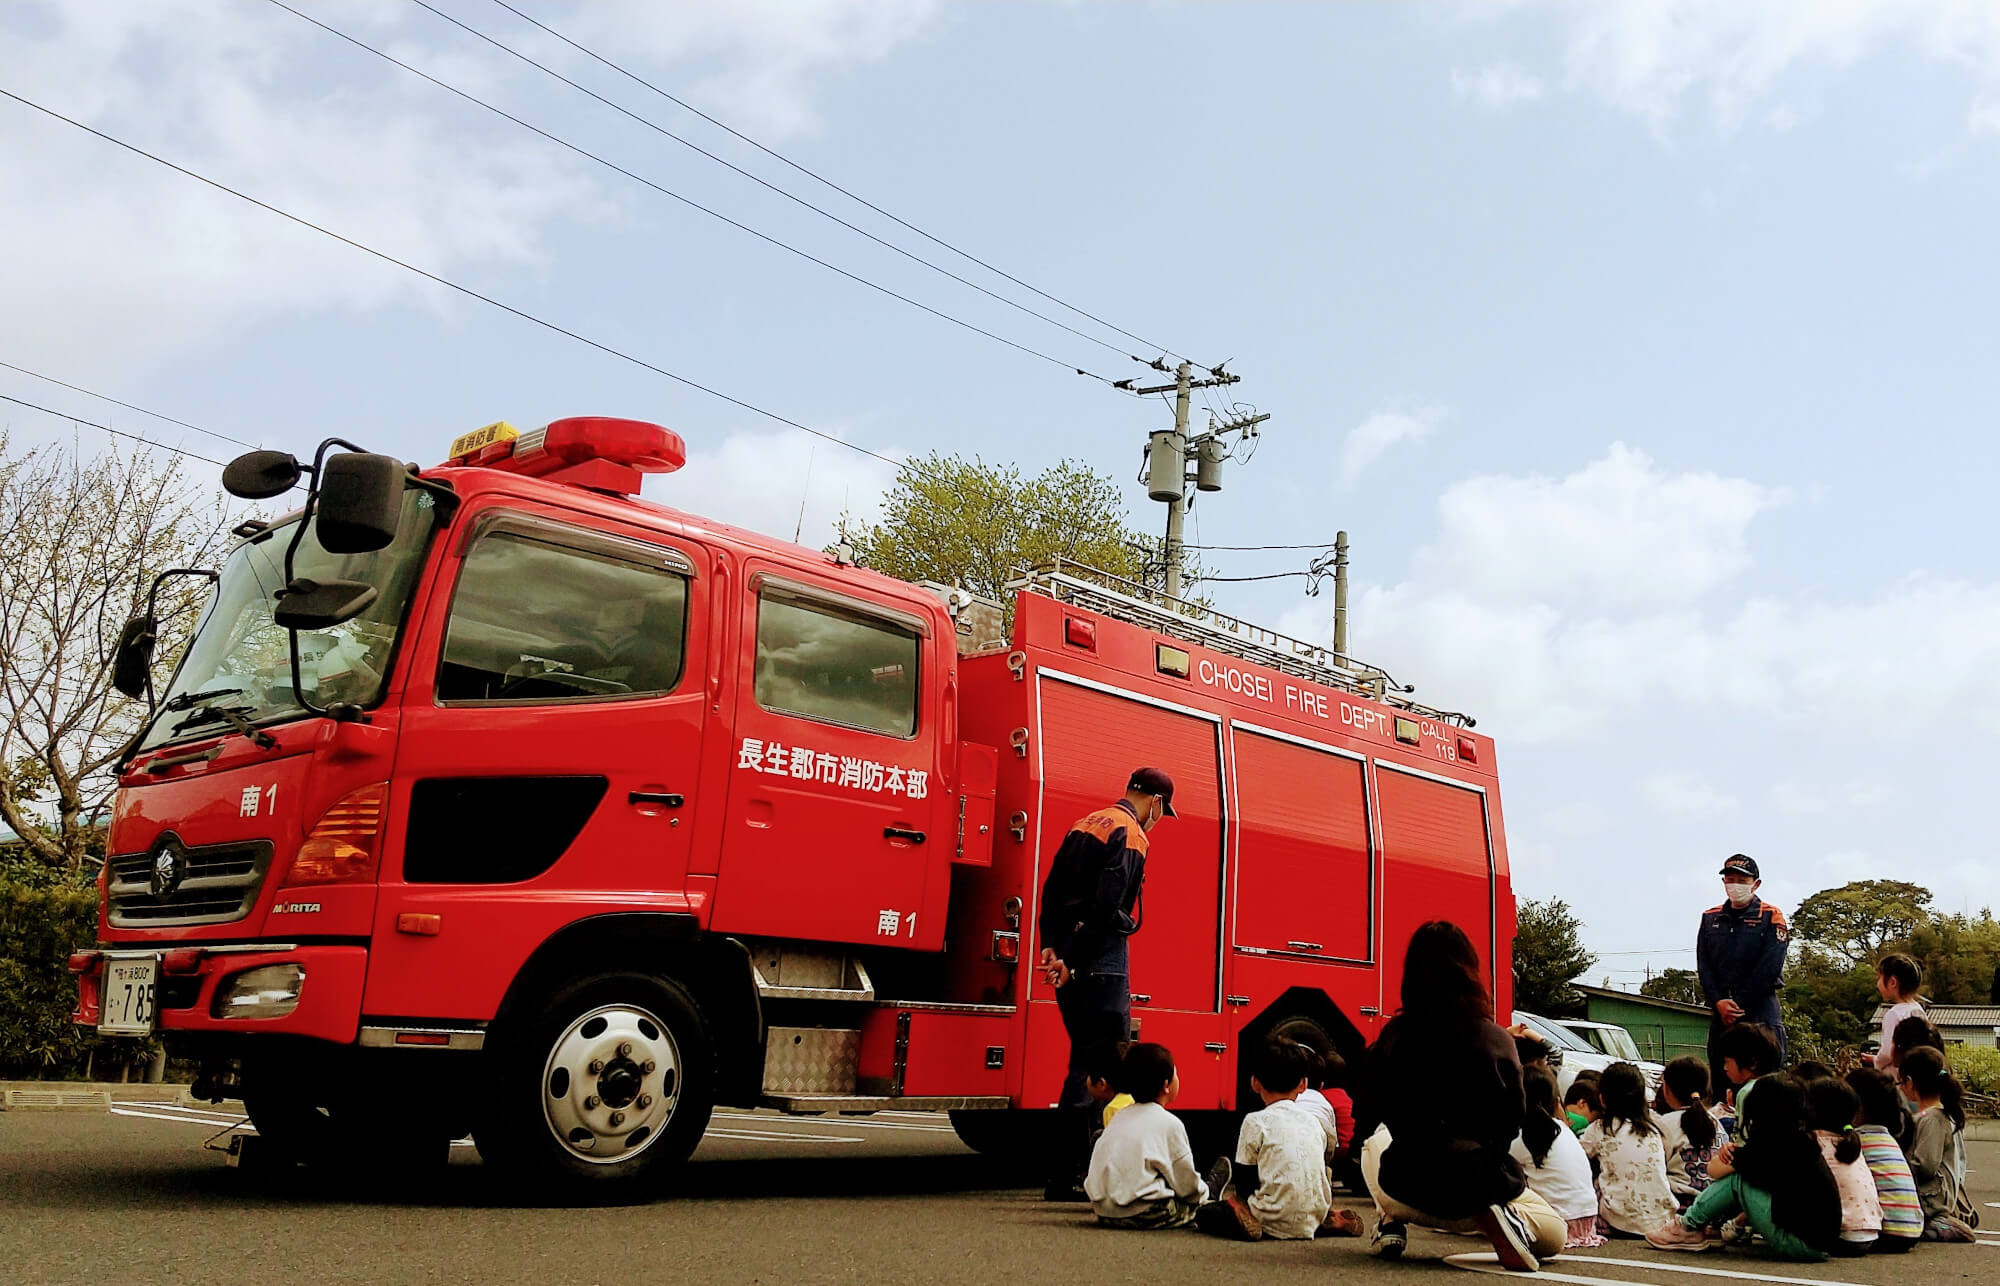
[107, 840, 273, 928]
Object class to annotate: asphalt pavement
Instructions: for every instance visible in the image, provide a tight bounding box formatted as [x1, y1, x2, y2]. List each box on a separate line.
[1, 1101, 1995, 1286]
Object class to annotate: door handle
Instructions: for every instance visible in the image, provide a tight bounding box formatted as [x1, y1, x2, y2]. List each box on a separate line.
[629, 792, 685, 808]
[1286, 940, 1324, 953]
[1130, 993, 1151, 1005]
[883, 826, 926, 844]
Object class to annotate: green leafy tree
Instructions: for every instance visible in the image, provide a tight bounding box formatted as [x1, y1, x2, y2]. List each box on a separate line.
[1902, 910, 2000, 1004]
[1513, 897, 1596, 1016]
[841, 453, 1197, 604]
[1789, 880, 1934, 970]
[1639, 967, 1705, 1007]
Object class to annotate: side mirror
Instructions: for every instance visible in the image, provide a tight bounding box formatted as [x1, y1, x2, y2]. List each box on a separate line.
[222, 450, 305, 500]
[315, 453, 405, 554]
[111, 616, 158, 698]
[273, 578, 379, 632]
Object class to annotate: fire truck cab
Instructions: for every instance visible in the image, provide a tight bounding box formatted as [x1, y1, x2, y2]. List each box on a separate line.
[75, 417, 1513, 1196]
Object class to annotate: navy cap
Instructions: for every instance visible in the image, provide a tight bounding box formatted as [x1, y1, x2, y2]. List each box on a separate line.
[1719, 853, 1760, 879]
[1128, 766, 1177, 817]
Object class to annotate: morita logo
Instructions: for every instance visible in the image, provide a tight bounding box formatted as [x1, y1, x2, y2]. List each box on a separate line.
[272, 902, 321, 914]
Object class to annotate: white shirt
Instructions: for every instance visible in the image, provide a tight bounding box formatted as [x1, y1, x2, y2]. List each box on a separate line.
[1235, 1098, 1336, 1239]
[1510, 1123, 1597, 1222]
[1085, 1101, 1203, 1219]
[1296, 1089, 1337, 1142]
[1874, 1000, 1924, 1070]
[1657, 1106, 1721, 1198]
[1579, 1115, 1680, 1235]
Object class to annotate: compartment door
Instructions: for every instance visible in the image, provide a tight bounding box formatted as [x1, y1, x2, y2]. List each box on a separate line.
[1229, 724, 1372, 963]
[1374, 761, 1498, 1013]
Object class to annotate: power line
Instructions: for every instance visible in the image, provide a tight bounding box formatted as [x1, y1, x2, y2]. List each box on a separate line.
[0, 359, 259, 450]
[0, 392, 226, 467]
[483, 0, 1195, 367]
[270, 1, 1118, 385]
[393, 0, 1149, 370]
[1179, 540, 1342, 551]
[0, 85, 900, 468]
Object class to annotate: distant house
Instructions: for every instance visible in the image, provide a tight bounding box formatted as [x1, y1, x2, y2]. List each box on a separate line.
[1871, 1004, 2000, 1051]
[1576, 984, 1713, 1064]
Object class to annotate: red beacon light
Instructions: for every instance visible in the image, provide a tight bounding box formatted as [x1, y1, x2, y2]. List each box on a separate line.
[442, 416, 686, 495]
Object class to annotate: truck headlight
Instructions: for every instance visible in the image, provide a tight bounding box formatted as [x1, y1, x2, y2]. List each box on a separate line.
[211, 964, 306, 1019]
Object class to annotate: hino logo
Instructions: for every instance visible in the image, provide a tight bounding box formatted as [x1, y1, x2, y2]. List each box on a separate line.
[148, 835, 188, 899]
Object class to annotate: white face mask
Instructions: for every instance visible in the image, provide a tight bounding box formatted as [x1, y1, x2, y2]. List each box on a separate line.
[1724, 881, 1756, 908]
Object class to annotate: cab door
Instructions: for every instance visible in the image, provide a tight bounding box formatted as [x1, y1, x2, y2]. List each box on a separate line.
[365, 504, 711, 1021]
[707, 564, 950, 950]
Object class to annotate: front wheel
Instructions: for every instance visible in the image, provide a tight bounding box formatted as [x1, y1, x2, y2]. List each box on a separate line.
[474, 971, 713, 1199]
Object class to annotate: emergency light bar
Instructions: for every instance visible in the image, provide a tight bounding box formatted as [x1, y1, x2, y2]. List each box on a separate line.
[443, 416, 687, 494]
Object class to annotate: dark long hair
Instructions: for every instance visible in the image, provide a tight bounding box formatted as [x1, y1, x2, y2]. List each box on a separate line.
[1661, 1056, 1716, 1153]
[1398, 920, 1492, 1023]
[1805, 1078, 1863, 1165]
[1900, 1046, 1966, 1131]
[1520, 1065, 1565, 1167]
[1597, 1063, 1657, 1139]
[1734, 1075, 1842, 1253]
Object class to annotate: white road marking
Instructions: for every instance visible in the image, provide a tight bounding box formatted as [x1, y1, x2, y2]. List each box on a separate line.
[113, 1102, 247, 1125]
[715, 1112, 954, 1134]
[1587, 1254, 1882, 1286]
[111, 1107, 251, 1128]
[702, 1128, 859, 1145]
[1448, 1253, 1874, 1286]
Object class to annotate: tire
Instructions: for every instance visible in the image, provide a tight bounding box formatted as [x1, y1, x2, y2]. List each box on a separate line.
[948, 1108, 1053, 1160]
[474, 970, 713, 1199]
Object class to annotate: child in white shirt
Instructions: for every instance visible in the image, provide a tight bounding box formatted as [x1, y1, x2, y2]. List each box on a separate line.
[1578, 1063, 1680, 1237]
[1513, 1066, 1602, 1248]
[1085, 1042, 1205, 1228]
[1871, 953, 1923, 1075]
[1199, 1037, 1345, 1240]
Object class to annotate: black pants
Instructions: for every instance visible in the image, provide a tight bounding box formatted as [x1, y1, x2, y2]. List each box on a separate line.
[1707, 996, 1785, 1077]
[1049, 971, 1130, 1186]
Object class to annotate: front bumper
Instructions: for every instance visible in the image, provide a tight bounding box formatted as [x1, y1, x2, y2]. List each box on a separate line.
[71, 944, 367, 1046]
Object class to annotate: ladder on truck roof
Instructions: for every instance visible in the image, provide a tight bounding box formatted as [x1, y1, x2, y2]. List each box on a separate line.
[1007, 559, 1474, 728]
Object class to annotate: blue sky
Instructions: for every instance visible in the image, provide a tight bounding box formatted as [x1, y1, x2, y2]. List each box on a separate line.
[5, 1, 1999, 990]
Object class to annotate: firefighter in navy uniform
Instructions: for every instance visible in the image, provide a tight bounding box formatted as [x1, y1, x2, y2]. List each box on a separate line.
[1035, 766, 1175, 1202]
[1696, 853, 1791, 1073]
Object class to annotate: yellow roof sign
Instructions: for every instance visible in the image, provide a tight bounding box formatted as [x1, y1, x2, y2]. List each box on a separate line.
[450, 421, 518, 459]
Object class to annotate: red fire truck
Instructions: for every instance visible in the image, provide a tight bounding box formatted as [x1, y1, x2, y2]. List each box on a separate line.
[73, 416, 1513, 1194]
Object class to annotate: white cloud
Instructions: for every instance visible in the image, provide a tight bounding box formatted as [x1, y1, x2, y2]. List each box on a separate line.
[1451, 62, 1546, 110]
[1338, 407, 1444, 487]
[1536, 0, 2000, 134]
[646, 426, 898, 550]
[0, 0, 940, 377]
[1643, 773, 1738, 816]
[1277, 444, 2000, 745]
[1411, 443, 1787, 611]
[1971, 93, 2000, 137]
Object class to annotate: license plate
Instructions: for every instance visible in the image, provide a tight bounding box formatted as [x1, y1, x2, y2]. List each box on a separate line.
[99, 957, 159, 1036]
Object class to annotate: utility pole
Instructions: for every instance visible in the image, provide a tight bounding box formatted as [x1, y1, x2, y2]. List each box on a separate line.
[1130, 360, 1247, 599]
[1332, 530, 1349, 657]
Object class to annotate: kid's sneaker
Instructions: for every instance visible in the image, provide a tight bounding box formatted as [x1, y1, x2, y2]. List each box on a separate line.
[1646, 1222, 1718, 1252]
[1371, 1219, 1408, 1259]
[1204, 1156, 1233, 1203]
[1318, 1209, 1366, 1238]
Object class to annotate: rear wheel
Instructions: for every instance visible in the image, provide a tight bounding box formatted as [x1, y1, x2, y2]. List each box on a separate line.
[474, 970, 713, 1199]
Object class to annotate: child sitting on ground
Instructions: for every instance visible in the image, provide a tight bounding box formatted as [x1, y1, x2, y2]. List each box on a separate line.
[1872, 953, 1924, 1076]
[1579, 1062, 1679, 1237]
[1200, 1037, 1362, 1240]
[1084, 1039, 1135, 1129]
[1843, 1067, 1921, 1252]
[1713, 1023, 1781, 1139]
[1804, 1077, 1880, 1256]
[1655, 1056, 1721, 1206]
[1563, 1077, 1600, 1136]
[1512, 1065, 1602, 1248]
[1084, 1042, 1206, 1229]
[1647, 1074, 1841, 1260]
[1899, 1047, 1977, 1242]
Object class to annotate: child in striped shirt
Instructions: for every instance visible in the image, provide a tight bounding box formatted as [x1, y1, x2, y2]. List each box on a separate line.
[1845, 1067, 1921, 1252]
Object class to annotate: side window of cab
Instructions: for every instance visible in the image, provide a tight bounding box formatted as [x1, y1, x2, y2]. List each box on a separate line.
[437, 526, 691, 703]
[752, 584, 920, 737]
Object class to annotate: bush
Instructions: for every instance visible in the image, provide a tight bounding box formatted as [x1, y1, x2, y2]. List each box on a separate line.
[1949, 1044, 2000, 1102]
[0, 869, 102, 1078]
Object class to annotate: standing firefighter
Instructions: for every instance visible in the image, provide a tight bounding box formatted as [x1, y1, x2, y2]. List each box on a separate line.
[1697, 853, 1790, 1071]
[1036, 766, 1176, 1201]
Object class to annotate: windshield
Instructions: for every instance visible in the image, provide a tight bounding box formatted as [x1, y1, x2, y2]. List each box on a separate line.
[141, 490, 440, 750]
[1591, 1026, 1643, 1061]
[1517, 1012, 1596, 1054]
